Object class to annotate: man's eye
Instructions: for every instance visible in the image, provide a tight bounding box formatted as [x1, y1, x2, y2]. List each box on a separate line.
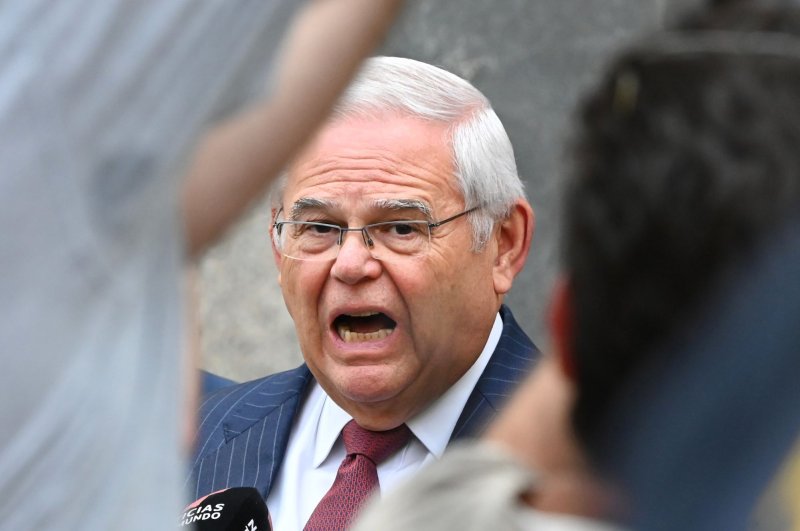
[380, 222, 425, 237]
[306, 223, 337, 235]
[290, 222, 336, 236]
[392, 223, 416, 235]
[304, 223, 337, 236]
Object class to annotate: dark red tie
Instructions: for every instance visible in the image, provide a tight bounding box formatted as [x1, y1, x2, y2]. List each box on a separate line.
[304, 420, 412, 531]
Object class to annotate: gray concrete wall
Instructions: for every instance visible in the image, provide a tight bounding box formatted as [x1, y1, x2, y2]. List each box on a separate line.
[200, 0, 699, 382]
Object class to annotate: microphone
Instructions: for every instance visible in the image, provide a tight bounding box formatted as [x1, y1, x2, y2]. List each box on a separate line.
[180, 487, 271, 530]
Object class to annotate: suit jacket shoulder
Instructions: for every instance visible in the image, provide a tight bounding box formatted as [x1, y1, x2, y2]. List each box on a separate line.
[186, 365, 312, 501]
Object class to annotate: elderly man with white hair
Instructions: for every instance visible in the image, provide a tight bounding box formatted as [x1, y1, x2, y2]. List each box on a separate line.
[188, 56, 540, 530]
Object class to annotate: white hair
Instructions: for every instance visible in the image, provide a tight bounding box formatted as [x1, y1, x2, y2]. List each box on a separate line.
[274, 56, 526, 250]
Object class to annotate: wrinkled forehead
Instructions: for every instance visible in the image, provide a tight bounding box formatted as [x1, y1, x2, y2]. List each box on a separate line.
[279, 114, 463, 213]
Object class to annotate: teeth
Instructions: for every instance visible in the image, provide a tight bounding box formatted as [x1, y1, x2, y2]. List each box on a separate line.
[337, 326, 394, 343]
[348, 311, 379, 317]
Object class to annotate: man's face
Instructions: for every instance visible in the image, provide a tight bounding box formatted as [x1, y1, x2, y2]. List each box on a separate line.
[274, 115, 504, 429]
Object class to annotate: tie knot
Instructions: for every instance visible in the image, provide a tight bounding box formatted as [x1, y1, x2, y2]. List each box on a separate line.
[342, 420, 411, 465]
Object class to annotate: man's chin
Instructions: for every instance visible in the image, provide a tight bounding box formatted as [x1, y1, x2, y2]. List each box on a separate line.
[334, 366, 405, 403]
[323, 367, 420, 421]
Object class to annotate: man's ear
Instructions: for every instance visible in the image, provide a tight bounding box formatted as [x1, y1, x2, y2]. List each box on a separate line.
[270, 207, 283, 286]
[492, 199, 535, 295]
[549, 276, 578, 383]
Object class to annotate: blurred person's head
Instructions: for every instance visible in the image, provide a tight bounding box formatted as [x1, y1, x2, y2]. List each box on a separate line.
[554, 0, 800, 455]
[270, 56, 534, 429]
[354, 1, 800, 528]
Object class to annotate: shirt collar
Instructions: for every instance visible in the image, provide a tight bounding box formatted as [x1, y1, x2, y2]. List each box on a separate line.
[313, 388, 352, 468]
[312, 312, 503, 466]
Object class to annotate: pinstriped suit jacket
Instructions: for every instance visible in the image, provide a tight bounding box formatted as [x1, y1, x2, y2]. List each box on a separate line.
[187, 305, 538, 502]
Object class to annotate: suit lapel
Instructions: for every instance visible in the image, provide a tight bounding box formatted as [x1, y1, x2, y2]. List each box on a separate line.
[450, 305, 538, 441]
[191, 366, 312, 500]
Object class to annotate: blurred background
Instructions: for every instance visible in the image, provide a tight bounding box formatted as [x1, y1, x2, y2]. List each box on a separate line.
[199, 0, 697, 382]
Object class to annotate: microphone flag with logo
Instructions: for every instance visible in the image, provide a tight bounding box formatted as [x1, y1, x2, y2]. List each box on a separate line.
[180, 487, 271, 530]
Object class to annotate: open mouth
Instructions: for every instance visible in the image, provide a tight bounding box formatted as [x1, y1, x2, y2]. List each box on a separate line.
[334, 311, 397, 343]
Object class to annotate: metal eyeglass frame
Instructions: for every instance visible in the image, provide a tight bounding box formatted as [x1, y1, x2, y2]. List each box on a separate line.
[272, 205, 480, 259]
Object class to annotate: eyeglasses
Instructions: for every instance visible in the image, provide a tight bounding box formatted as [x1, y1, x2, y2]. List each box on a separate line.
[273, 206, 480, 262]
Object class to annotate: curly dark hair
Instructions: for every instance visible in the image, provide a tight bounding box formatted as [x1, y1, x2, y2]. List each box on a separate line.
[566, 0, 800, 451]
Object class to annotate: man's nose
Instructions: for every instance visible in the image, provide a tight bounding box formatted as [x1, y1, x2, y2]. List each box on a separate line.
[330, 229, 381, 284]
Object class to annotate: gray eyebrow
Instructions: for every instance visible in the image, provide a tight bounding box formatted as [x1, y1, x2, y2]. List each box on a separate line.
[289, 197, 432, 220]
[289, 197, 339, 220]
[372, 199, 432, 217]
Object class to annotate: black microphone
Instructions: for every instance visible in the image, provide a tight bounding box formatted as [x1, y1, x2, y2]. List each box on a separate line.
[180, 487, 271, 530]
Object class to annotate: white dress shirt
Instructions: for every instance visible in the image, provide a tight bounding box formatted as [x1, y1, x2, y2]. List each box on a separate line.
[267, 313, 504, 530]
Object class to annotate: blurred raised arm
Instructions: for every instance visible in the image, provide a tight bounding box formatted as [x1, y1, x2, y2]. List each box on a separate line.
[182, 0, 404, 258]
